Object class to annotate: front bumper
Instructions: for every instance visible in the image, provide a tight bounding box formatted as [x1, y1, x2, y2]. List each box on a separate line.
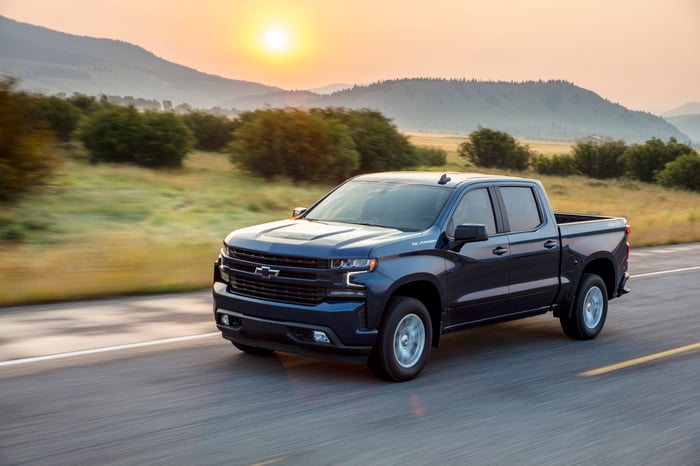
[213, 282, 377, 363]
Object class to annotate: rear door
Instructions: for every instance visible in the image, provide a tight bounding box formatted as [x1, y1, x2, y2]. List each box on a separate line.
[496, 184, 560, 314]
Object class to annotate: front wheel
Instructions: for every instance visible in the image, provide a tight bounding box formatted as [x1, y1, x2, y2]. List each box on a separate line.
[560, 273, 608, 340]
[369, 297, 432, 382]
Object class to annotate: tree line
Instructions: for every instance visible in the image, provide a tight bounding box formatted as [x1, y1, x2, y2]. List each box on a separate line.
[2, 76, 698, 208]
[459, 127, 699, 192]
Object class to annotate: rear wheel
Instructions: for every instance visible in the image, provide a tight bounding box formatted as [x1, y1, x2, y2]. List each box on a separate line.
[560, 273, 608, 340]
[369, 297, 432, 382]
[232, 341, 275, 356]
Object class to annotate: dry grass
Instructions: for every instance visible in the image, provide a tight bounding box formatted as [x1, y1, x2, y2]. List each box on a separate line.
[1, 140, 698, 306]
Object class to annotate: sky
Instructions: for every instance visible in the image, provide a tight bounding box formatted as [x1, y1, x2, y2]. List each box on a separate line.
[1, 0, 698, 113]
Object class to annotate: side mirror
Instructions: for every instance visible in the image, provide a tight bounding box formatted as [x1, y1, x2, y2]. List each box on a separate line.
[454, 224, 488, 242]
[292, 207, 307, 218]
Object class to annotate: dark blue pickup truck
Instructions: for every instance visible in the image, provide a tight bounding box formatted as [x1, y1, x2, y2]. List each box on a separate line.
[213, 172, 630, 381]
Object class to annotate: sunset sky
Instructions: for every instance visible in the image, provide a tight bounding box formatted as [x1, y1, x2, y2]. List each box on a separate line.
[2, 0, 698, 113]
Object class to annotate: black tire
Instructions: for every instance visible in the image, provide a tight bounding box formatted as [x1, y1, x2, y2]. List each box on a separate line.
[232, 341, 275, 356]
[369, 297, 432, 382]
[560, 273, 608, 340]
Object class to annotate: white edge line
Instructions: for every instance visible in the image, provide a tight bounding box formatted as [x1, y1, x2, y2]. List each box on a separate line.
[631, 266, 700, 278]
[0, 332, 220, 367]
[3, 266, 698, 368]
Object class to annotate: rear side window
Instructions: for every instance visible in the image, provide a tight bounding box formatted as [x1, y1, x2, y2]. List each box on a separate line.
[500, 186, 542, 232]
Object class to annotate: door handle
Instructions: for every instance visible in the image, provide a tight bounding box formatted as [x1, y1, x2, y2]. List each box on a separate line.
[544, 240, 558, 249]
[492, 246, 509, 256]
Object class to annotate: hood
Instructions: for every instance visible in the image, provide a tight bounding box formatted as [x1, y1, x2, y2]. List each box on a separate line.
[225, 219, 430, 258]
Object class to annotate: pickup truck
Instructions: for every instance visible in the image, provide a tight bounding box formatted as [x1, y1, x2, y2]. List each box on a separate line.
[213, 172, 630, 381]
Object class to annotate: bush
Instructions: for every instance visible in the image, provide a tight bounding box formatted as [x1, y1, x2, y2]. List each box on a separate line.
[26, 95, 82, 142]
[656, 153, 700, 192]
[414, 146, 447, 166]
[79, 107, 193, 168]
[229, 108, 360, 183]
[458, 127, 531, 170]
[571, 139, 627, 179]
[622, 137, 694, 183]
[312, 108, 419, 173]
[181, 111, 237, 151]
[532, 153, 577, 176]
[0, 78, 59, 204]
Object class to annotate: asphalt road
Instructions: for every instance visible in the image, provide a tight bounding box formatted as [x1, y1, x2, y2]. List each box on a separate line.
[1, 244, 700, 465]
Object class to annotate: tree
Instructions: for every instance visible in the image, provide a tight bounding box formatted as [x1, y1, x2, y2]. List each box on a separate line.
[571, 139, 627, 179]
[312, 108, 419, 173]
[229, 108, 359, 183]
[181, 111, 237, 151]
[138, 112, 194, 168]
[458, 127, 531, 170]
[0, 78, 59, 204]
[656, 153, 700, 192]
[622, 137, 694, 183]
[27, 95, 82, 142]
[79, 106, 193, 168]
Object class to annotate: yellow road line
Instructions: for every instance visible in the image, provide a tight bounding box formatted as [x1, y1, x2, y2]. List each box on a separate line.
[580, 342, 700, 376]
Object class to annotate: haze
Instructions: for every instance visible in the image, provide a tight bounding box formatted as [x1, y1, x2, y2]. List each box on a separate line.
[1, 0, 698, 113]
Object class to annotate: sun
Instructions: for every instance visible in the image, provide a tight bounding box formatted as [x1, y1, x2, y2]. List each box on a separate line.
[261, 27, 291, 54]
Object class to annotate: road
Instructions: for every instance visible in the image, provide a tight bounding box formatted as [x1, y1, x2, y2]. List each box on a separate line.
[1, 244, 700, 465]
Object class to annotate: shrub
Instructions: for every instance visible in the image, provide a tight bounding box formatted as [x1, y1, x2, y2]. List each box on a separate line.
[622, 137, 694, 183]
[414, 146, 447, 166]
[571, 139, 627, 179]
[458, 127, 531, 170]
[656, 153, 700, 192]
[229, 108, 360, 183]
[312, 108, 419, 173]
[0, 78, 59, 204]
[79, 107, 193, 168]
[531, 153, 577, 176]
[26, 95, 82, 142]
[181, 111, 237, 152]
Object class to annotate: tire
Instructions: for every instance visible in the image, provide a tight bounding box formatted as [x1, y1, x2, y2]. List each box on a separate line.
[232, 341, 275, 356]
[560, 273, 608, 340]
[369, 297, 432, 382]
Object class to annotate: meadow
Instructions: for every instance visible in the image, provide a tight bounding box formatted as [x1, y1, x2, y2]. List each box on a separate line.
[1, 134, 698, 306]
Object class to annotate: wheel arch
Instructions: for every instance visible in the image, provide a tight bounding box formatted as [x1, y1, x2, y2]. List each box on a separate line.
[390, 279, 443, 348]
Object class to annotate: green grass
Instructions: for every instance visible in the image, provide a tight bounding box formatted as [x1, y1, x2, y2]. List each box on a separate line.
[1, 139, 699, 306]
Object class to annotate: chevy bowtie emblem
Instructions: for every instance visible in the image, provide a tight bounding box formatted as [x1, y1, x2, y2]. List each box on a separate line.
[255, 266, 280, 278]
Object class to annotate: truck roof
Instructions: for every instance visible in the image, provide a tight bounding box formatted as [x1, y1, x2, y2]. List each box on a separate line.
[351, 171, 532, 188]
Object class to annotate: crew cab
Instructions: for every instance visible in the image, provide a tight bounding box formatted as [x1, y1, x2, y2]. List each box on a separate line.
[213, 172, 630, 381]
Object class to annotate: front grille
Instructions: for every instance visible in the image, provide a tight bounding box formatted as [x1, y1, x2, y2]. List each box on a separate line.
[230, 276, 325, 305]
[228, 248, 328, 269]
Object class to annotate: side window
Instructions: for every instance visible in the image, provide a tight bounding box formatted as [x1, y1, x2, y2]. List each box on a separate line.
[448, 188, 497, 236]
[500, 186, 542, 232]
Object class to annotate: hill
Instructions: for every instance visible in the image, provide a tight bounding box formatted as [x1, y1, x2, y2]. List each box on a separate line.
[666, 114, 700, 144]
[227, 79, 688, 143]
[0, 16, 280, 108]
[664, 102, 700, 117]
[0, 16, 689, 142]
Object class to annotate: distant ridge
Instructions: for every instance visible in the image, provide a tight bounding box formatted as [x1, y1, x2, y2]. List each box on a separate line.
[0, 16, 690, 142]
[0, 16, 280, 108]
[226, 78, 688, 143]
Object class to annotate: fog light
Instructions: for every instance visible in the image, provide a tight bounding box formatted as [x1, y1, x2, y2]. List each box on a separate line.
[220, 314, 230, 326]
[313, 330, 330, 344]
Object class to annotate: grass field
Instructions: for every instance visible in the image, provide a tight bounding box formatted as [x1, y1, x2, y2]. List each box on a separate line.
[1, 136, 698, 306]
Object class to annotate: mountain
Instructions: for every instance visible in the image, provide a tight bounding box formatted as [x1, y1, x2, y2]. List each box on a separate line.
[227, 79, 688, 143]
[0, 16, 280, 108]
[666, 114, 700, 144]
[308, 83, 356, 95]
[664, 102, 700, 117]
[0, 16, 689, 143]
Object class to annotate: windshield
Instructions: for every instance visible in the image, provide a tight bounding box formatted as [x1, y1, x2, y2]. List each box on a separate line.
[305, 180, 452, 231]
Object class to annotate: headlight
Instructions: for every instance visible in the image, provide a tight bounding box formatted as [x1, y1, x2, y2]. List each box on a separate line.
[330, 258, 377, 271]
